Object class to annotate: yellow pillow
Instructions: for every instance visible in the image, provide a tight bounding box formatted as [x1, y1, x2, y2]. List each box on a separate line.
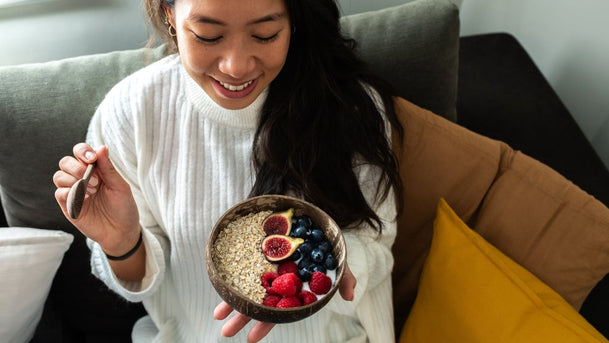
[399, 198, 608, 343]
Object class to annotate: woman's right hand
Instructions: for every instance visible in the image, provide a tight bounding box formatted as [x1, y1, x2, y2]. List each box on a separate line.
[53, 143, 141, 258]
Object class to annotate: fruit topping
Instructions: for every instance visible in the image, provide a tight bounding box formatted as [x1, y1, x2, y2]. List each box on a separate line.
[276, 296, 302, 308]
[310, 248, 325, 263]
[277, 261, 299, 275]
[271, 273, 303, 297]
[309, 271, 332, 295]
[261, 272, 279, 294]
[298, 290, 318, 306]
[295, 215, 313, 229]
[262, 208, 294, 236]
[297, 241, 314, 257]
[262, 294, 282, 307]
[262, 235, 304, 262]
[324, 253, 338, 270]
[309, 229, 326, 242]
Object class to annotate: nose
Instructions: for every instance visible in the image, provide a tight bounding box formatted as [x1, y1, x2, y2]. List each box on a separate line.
[217, 39, 256, 80]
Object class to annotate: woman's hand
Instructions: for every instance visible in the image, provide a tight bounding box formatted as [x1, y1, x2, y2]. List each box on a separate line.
[53, 143, 141, 257]
[214, 264, 357, 342]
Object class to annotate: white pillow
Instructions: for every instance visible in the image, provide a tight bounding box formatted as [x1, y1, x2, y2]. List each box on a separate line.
[0, 227, 73, 343]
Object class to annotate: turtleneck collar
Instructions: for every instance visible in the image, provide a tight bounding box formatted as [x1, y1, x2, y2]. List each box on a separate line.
[182, 66, 268, 130]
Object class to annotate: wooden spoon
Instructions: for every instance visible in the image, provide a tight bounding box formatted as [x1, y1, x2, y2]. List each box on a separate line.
[66, 163, 95, 219]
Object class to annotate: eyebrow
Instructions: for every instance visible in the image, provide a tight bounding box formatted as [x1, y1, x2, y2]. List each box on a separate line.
[187, 12, 286, 26]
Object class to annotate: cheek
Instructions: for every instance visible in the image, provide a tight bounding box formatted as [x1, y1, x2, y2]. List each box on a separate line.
[267, 39, 291, 73]
[180, 44, 214, 75]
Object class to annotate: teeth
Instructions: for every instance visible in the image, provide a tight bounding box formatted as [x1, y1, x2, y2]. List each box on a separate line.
[219, 80, 253, 92]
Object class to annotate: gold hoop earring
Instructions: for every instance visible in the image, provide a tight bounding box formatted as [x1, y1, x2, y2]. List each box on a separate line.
[168, 25, 177, 37]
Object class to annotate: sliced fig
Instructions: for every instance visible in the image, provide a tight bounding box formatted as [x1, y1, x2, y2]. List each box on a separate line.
[262, 208, 294, 236]
[262, 234, 304, 262]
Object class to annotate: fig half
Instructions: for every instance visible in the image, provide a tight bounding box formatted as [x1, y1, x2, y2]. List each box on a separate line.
[262, 208, 294, 236]
[262, 234, 304, 262]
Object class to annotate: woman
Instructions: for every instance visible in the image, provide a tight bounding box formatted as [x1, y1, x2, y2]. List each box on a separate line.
[53, 0, 403, 341]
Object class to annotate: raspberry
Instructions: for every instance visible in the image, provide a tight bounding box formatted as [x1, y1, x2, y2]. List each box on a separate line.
[298, 290, 318, 305]
[277, 261, 299, 275]
[309, 271, 332, 295]
[271, 272, 303, 297]
[261, 272, 279, 294]
[276, 296, 302, 308]
[262, 294, 282, 307]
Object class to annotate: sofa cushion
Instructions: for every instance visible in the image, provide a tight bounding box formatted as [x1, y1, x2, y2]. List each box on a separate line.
[392, 97, 609, 337]
[0, 228, 73, 343]
[399, 199, 608, 343]
[341, 0, 459, 121]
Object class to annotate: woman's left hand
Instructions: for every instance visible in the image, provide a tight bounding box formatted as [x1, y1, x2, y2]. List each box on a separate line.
[214, 264, 357, 342]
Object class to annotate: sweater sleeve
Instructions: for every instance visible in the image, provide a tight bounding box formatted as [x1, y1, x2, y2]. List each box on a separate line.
[85, 87, 169, 303]
[323, 162, 397, 342]
[322, 84, 397, 341]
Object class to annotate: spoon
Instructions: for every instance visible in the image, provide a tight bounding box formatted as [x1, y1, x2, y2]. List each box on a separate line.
[66, 163, 96, 219]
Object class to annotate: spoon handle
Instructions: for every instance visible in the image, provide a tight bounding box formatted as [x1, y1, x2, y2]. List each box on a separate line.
[82, 163, 95, 183]
[66, 163, 96, 219]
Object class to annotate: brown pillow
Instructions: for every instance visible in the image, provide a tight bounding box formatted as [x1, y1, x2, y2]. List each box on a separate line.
[391, 97, 609, 332]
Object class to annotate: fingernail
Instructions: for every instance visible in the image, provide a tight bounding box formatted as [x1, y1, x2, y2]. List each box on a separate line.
[89, 176, 99, 187]
[87, 186, 97, 195]
[85, 151, 96, 162]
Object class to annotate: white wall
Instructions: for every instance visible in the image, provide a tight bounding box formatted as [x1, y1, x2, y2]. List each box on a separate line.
[0, 0, 150, 66]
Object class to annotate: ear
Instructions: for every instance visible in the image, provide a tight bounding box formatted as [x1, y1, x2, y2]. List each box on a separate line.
[162, 4, 174, 26]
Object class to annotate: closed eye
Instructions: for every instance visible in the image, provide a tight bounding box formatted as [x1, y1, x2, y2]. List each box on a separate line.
[254, 33, 279, 43]
[194, 33, 222, 44]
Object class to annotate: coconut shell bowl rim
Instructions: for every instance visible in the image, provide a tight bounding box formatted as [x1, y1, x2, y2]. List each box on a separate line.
[205, 194, 347, 324]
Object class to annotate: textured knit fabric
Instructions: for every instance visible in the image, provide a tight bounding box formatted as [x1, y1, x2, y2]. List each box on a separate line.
[85, 54, 397, 343]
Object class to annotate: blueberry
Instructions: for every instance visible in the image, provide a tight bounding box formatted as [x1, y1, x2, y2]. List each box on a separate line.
[289, 249, 302, 261]
[324, 253, 338, 270]
[298, 256, 312, 270]
[311, 264, 327, 274]
[291, 224, 310, 239]
[310, 248, 325, 263]
[298, 267, 313, 282]
[317, 240, 331, 253]
[298, 242, 314, 256]
[310, 229, 325, 242]
[297, 215, 313, 229]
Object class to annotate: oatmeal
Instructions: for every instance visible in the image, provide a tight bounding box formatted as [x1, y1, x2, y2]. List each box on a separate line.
[212, 210, 276, 303]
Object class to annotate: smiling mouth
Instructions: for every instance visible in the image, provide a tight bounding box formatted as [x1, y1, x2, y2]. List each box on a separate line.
[218, 80, 254, 92]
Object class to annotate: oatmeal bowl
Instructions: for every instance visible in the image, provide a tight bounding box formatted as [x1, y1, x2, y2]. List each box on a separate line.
[205, 194, 346, 324]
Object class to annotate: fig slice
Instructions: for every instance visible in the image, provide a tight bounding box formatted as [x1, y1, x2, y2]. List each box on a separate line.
[262, 234, 304, 262]
[262, 208, 294, 236]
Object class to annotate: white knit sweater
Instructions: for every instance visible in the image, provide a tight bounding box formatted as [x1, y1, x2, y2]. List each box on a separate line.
[86, 54, 397, 343]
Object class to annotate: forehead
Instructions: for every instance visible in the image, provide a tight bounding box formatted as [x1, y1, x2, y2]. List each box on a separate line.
[176, 0, 289, 24]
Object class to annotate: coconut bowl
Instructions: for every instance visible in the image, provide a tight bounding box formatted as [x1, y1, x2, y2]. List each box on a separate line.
[206, 194, 346, 324]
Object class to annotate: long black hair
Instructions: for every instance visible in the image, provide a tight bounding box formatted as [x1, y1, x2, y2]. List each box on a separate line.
[249, 0, 404, 233]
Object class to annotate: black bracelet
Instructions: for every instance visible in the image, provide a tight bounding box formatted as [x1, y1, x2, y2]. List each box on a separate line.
[105, 231, 143, 261]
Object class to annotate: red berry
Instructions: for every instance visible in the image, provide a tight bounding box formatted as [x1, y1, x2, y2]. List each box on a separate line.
[277, 261, 299, 275]
[276, 296, 302, 308]
[271, 272, 303, 297]
[261, 272, 279, 294]
[298, 290, 318, 305]
[262, 294, 282, 307]
[309, 271, 332, 295]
